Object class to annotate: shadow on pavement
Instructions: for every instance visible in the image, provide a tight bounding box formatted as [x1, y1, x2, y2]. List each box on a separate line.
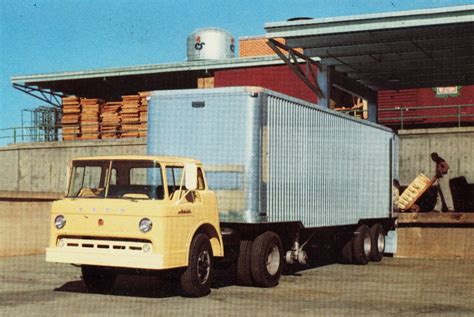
[54, 242, 346, 298]
[55, 265, 239, 298]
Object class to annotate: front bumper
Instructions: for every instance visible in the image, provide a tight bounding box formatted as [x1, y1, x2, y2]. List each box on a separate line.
[46, 238, 178, 270]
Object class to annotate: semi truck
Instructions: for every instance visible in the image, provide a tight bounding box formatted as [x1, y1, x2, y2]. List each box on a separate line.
[46, 87, 398, 297]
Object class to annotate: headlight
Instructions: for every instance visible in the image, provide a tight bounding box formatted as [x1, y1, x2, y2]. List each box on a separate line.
[55, 215, 66, 229]
[139, 218, 152, 233]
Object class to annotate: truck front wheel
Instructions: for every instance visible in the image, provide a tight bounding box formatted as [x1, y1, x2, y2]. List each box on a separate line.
[81, 265, 117, 293]
[180, 233, 213, 297]
[250, 232, 283, 287]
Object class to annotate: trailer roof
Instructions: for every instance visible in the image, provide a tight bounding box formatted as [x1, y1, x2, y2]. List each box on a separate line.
[265, 5, 474, 90]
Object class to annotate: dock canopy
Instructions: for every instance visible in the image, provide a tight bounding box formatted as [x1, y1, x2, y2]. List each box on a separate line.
[265, 5, 474, 91]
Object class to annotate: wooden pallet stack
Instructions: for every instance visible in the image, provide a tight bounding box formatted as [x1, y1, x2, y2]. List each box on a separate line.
[121, 95, 141, 138]
[138, 92, 149, 138]
[61, 96, 81, 141]
[80, 98, 103, 140]
[100, 101, 122, 139]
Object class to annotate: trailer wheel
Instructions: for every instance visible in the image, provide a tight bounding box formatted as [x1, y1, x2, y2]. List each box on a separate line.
[340, 238, 353, 264]
[81, 265, 117, 293]
[250, 232, 283, 287]
[369, 223, 385, 262]
[236, 240, 254, 286]
[180, 233, 213, 297]
[352, 225, 371, 265]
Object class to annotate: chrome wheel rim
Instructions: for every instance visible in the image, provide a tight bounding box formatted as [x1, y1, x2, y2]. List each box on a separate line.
[377, 232, 385, 253]
[363, 235, 371, 256]
[266, 245, 280, 275]
[197, 250, 211, 284]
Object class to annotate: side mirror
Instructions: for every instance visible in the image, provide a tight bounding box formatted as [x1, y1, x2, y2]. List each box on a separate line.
[184, 163, 197, 191]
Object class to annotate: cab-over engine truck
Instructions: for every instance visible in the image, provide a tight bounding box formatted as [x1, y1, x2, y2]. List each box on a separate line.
[46, 87, 398, 297]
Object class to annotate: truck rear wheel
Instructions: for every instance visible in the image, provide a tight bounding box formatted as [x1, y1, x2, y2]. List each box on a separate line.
[180, 234, 213, 297]
[340, 237, 353, 264]
[236, 240, 254, 286]
[369, 223, 385, 262]
[352, 225, 372, 265]
[81, 265, 117, 293]
[250, 232, 283, 287]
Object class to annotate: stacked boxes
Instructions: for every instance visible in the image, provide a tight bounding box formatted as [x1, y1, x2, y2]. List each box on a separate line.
[61, 96, 81, 141]
[398, 174, 435, 212]
[100, 101, 122, 139]
[80, 98, 103, 140]
[121, 95, 141, 138]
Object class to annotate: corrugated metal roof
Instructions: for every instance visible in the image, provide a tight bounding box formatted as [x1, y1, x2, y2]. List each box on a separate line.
[11, 56, 286, 84]
[265, 5, 474, 90]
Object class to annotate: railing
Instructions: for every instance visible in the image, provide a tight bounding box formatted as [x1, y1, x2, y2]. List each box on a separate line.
[0, 123, 146, 145]
[1, 104, 474, 145]
[378, 104, 474, 129]
[334, 108, 368, 119]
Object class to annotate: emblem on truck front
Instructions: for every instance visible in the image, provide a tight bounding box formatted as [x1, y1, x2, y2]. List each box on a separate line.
[178, 209, 192, 215]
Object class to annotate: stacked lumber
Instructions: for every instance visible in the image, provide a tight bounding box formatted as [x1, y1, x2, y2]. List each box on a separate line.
[197, 77, 215, 88]
[100, 101, 122, 139]
[121, 95, 140, 138]
[61, 96, 81, 141]
[138, 92, 149, 138]
[80, 98, 104, 140]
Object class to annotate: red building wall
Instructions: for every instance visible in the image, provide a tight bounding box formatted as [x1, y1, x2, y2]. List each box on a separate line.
[214, 65, 318, 104]
[378, 85, 474, 127]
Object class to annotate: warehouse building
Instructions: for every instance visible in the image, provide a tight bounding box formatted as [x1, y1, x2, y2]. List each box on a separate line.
[1, 5, 473, 258]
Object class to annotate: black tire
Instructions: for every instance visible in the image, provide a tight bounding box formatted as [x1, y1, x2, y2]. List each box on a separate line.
[250, 232, 283, 287]
[180, 234, 213, 297]
[236, 240, 254, 286]
[352, 225, 371, 265]
[369, 223, 385, 262]
[81, 265, 117, 293]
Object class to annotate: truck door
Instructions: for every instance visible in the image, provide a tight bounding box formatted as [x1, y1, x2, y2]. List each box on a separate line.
[166, 164, 204, 223]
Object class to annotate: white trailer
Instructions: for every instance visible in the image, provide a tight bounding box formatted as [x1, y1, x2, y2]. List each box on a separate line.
[147, 86, 398, 286]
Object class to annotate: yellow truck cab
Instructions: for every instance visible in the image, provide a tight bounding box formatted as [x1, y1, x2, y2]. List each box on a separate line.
[46, 155, 223, 297]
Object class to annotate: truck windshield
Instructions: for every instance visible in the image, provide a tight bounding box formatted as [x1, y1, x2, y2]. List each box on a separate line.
[67, 160, 164, 200]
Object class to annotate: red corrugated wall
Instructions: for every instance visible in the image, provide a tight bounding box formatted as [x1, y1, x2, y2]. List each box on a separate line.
[378, 86, 474, 127]
[214, 65, 318, 104]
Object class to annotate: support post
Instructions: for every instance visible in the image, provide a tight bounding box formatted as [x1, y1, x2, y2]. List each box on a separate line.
[317, 65, 331, 108]
[368, 96, 377, 123]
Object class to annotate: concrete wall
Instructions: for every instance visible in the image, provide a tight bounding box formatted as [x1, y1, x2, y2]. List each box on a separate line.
[0, 139, 146, 193]
[0, 192, 63, 257]
[1, 127, 473, 191]
[398, 127, 474, 185]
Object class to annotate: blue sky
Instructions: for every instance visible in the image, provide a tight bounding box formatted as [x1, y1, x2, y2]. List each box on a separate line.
[0, 0, 472, 143]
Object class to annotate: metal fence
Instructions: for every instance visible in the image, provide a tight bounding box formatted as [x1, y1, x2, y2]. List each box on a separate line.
[378, 104, 474, 129]
[0, 123, 145, 145]
[1, 103, 473, 145]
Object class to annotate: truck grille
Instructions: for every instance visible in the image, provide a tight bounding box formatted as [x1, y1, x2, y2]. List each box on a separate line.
[57, 238, 152, 252]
